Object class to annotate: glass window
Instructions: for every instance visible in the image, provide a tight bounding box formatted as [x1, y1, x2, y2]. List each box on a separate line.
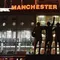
[0, 32, 2, 38]
[7, 30, 12, 38]
[36, 15, 60, 54]
[36, 15, 60, 26]
[36, 15, 46, 26]
[2, 31, 6, 38]
[12, 31, 16, 38]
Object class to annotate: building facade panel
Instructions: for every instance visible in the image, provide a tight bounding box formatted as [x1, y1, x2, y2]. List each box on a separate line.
[0, 0, 60, 55]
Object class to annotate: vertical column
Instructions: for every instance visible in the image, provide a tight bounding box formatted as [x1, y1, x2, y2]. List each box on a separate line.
[1, 42, 3, 52]
[58, 0, 60, 7]
[17, 32, 21, 51]
[15, 16, 18, 54]
[4, 0, 6, 8]
[18, 39, 21, 51]
[10, 0, 12, 6]
[35, 0, 38, 4]
[21, 0, 23, 4]
[15, 30, 17, 54]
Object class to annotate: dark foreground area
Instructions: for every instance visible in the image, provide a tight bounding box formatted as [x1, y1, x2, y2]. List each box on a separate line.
[0, 54, 60, 60]
[25, 54, 60, 60]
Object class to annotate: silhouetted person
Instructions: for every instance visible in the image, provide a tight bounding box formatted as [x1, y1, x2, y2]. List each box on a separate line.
[32, 22, 42, 54]
[44, 17, 55, 54]
[53, 23, 60, 48]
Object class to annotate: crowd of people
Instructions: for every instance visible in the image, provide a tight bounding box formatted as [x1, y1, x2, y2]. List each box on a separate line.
[32, 17, 60, 54]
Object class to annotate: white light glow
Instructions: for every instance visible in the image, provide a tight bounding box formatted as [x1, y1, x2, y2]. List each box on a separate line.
[7, 30, 12, 38]
[38, 15, 45, 18]
[3, 22, 6, 26]
[53, 15, 59, 18]
[20, 22, 24, 25]
[0, 8, 10, 12]
[42, 34, 45, 37]
[25, 31, 30, 40]
[31, 22, 34, 26]
[53, 34, 56, 37]
[12, 22, 16, 26]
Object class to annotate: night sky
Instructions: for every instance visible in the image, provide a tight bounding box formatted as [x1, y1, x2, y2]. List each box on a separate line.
[0, 0, 59, 8]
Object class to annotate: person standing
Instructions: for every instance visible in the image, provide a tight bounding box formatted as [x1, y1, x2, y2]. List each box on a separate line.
[53, 23, 60, 53]
[32, 22, 42, 54]
[44, 17, 55, 54]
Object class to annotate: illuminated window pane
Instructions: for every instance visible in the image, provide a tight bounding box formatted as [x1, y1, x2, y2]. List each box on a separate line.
[57, 48, 59, 54]
[7, 30, 12, 38]
[37, 15, 45, 21]
[42, 34, 46, 38]
[12, 22, 16, 26]
[40, 48, 45, 54]
[25, 31, 30, 40]
[51, 41, 55, 47]
[51, 48, 56, 54]
[3, 22, 6, 26]
[2, 31, 6, 38]
[13, 31, 16, 38]
[57, 42, 59, 47]
[20, 31, 25, 39]
[20, 30, 32, 46]
[40, 21, 46, 26]
[36, 15, 60, 26]
[20, 30, 31, 41]
[41, 41, 45, 48]
[0, 32, 1, 38]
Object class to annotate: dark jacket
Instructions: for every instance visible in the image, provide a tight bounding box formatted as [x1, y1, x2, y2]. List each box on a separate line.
[32, 26, 42, 40]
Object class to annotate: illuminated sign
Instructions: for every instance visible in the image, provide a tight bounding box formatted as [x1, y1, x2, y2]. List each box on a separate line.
[0, 4, 58, 12]
[0, 8, 10, 12]
[11, 4, 57, 10]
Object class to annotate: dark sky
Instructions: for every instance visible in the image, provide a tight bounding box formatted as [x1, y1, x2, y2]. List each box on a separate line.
[0, 0, 4, 7]
[0, 0, 59, 8]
